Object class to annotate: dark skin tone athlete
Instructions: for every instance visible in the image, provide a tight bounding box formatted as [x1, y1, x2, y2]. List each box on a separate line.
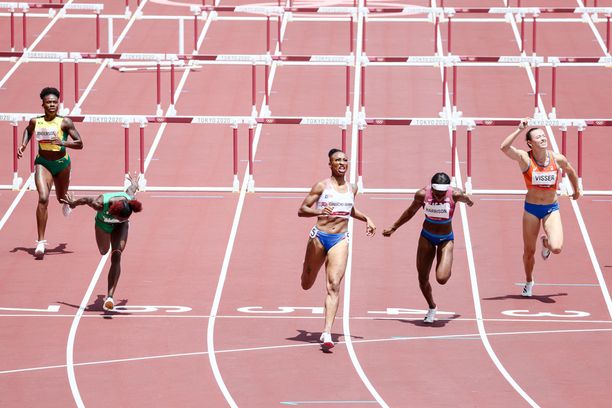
[18, 93, 83, 242]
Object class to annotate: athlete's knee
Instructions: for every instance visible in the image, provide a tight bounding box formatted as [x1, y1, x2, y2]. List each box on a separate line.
[327, 279, 342, 295]
[38, 195, 49, 206]
[301, 275, 314, 290]
[523, 249, 535, 261]
[436, 273, 451, 285]
[110, 249, 122, 263]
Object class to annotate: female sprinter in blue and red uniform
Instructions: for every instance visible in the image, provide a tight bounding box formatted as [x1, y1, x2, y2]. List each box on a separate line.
[501, 118, 581, 297]
[17, 87, 83, 258]
[61, 174, 142, 311]
[383, 172, 473, 323]
[298, 148, 376, 349]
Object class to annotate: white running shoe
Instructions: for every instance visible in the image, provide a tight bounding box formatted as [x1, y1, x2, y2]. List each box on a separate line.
[34, 240, 47, 258]
[424, 307, 437, 324]
[62, 203, 72, 217]
[522, 281, 535, 297]
[320, 332, 334, 349]
[540, 235, 550, 260]
[103, 296, 114, 311]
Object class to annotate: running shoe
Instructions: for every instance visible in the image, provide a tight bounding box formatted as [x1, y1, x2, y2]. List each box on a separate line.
[103, 296, 114, 311]
[522, 281, 535, 297]
[540, 235, 551, 260]
[423, 307, 437, 324]
[320, 332, 334, 349]
[62, 203, 72, 217]
[34, 240, 47, 258]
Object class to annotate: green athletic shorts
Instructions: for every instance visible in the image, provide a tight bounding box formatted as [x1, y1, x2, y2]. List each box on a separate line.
[95, 218, 116, 234]
[34, 154, 70, 177]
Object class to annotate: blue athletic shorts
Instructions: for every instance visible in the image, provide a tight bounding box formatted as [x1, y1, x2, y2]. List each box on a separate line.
[310, 226, 349, 252]
[420, 229, 454, 247]
[524, 201, 559, 220]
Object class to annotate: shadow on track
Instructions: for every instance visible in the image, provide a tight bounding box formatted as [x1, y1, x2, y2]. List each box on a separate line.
[482, 293, 568, 304]
[10, 242, 73, 259]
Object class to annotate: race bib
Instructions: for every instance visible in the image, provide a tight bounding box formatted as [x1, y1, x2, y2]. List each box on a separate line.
[424, 202, 450, 219]
[35, 127, 57, 142]
[532, 171, 557, 186]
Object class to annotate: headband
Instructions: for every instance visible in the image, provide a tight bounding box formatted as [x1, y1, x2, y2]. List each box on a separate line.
[431, 183, 450, 192]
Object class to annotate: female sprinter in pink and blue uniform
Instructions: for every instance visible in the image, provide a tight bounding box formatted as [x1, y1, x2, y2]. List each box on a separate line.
[17, 87, 83, 258]
[298, 148, 376, 349]
[383, 172, 473, 323]
[501, 118, 581, 297]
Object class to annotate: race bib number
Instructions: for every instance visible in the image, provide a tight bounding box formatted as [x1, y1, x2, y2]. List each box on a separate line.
[424, 202, 450, 219]
[532, 171, 557, 186]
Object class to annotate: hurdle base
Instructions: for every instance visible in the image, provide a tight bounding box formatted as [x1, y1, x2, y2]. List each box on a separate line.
[138, 174, 147, 192]
[232, 175, 239, 193]
[357, 176, 363, 192]
[71, 106, 82, 115]
[156, 105, 163, 116]
[465, 178, 472, 195]
[166, 105, 177, 116]
[247, 176, 255, 193]
[548, 108, 557, 119]
[12, 174, 22, 191]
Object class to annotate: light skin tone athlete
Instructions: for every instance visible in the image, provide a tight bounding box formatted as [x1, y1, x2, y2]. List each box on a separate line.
[382, 173, 473, 323]
[17, 87, 83, 258]
[298, 149, 376, 349]
[500, 118, 581, 296]
[61, 174, 142, 311]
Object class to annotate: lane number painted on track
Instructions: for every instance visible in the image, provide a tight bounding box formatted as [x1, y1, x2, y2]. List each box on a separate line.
[0, 305, 60, 313]
[368, 308, 455, 315]
[113, 305, 192, 313]
[237, 306, 324, 314]
[501, 310, 591, 318]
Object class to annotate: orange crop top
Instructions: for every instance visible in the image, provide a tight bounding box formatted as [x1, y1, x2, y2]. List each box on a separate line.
[522, 150, 559, 191]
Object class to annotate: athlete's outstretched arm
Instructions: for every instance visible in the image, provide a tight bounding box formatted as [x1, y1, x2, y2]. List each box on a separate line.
[298, 181, 331, 217]
[382, 189, 425, 237]
[453, 189, 474, 207]
[125, 173, 139, 198]
[500, 118, 529, 162]
[350, 207, 376, 236]
[555, 154, 582, 200]
[60, 193, 104, 211]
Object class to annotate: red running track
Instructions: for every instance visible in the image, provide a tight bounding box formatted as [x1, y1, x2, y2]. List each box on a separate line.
[1, 0, 612, 407]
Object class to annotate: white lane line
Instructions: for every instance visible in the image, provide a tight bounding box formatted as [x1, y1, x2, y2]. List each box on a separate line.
[342, 3, 389, 408]
[511, 1, 612, 320]
[0, 175, 33, 231]
[66, 253, 109, 408]
[6, 326, 612, 376]
[205, 1, 293, 406]
[440, 3, 539, 405]
[64, 1, 152, 406]
[281, 401, 377, 405]
[513, 282, 600, 287]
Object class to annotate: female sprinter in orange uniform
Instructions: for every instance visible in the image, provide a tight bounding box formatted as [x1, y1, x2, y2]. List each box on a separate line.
[382, 172, 473, 323]
[17, 87, 83, 258]
[61, 174, 142, 311]
[298, 148, 376, 349]
[500, 118, 581, 297]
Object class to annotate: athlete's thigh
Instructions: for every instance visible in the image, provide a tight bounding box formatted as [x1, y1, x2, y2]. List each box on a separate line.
[435, 240, 454, 279]
[522, 211, 541, 252]
[110, 222, 129, 252]
[34, 165, 53, 201]
[326, 239, 349, 283]
[52, 163, 71, 202]
[303, 237, 326, 273]
[95, 226, 111, 255]
[416, 235, 436, 277]
[542, 209, 563, 248]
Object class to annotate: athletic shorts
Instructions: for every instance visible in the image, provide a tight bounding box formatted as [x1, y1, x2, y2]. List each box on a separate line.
[310, 226, 349, 252]
[35, 154, 70, 177]
[95, 219, 126, 234]
[420, 229, 454, 247]
[524, 201, 559, 220]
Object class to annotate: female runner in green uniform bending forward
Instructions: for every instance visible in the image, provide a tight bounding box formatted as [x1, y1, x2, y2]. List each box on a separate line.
[61, 174, 142, 311]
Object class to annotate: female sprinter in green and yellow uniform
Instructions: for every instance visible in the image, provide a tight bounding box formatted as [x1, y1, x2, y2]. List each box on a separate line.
[17, 87, 83, 258]
[61, 174, 142, 311]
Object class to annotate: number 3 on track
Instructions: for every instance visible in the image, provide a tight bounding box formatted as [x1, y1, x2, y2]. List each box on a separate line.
[502, 310, 590, 318]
